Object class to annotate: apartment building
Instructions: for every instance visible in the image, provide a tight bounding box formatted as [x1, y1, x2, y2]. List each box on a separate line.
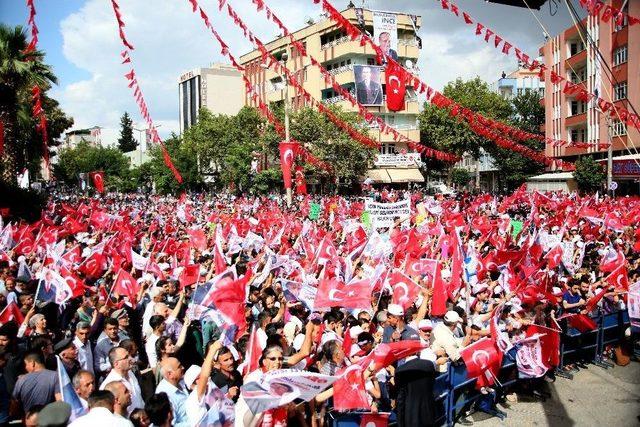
[239, 6, 425, 185]
[539, 0, 639, 167]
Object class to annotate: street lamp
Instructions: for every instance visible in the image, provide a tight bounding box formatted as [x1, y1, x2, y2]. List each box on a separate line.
[261, 51, 292, 206]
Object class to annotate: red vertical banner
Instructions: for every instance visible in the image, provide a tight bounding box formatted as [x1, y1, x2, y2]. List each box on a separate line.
[294, 165, 307, 194]
[279, 141, 297, 189]
[89, 171, 105, 193]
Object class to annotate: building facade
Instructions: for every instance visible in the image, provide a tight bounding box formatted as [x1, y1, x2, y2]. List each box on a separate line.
[178, 64, 245, 134]
[63, 127, 102, 148]
[453, 149, 499, 192]
[238, 6, 425, 185]
[491, 64, 545, 99]
[539, 0, 639, 167]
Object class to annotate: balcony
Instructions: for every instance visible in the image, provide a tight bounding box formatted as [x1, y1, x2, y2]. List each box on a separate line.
[566, 112, 586, 127]
[566, 49, 587, 68]
[320, 37, 419, 62]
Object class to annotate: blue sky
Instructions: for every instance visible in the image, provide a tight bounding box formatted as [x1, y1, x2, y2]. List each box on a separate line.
[1, 0, 581, 146]
[1, 0, 89, 86]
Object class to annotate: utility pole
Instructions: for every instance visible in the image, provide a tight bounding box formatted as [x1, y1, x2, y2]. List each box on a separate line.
[606, 117, 613, 196]
[281, 52, 292, 207]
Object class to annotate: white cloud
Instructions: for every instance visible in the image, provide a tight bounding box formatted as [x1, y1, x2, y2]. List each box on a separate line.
[54, 0, 557, 147]
[55, 0, 317, 146]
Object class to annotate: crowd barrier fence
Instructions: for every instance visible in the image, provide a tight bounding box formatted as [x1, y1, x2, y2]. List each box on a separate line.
[329, 309, 632, 427]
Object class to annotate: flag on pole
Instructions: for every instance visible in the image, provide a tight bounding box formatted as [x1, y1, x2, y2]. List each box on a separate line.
[56, 355, 87, 420]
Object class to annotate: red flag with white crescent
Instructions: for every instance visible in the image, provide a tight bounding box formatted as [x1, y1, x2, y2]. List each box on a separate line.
[460, 337, 502, 389]
[279, 141, 297, 189]
[385, 61, 406, 111]
[89, 171, 105, 193]
[294, 165, 307, 195]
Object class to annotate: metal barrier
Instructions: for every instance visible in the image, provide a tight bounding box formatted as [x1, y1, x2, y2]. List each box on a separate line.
[329, 310, 632, 427]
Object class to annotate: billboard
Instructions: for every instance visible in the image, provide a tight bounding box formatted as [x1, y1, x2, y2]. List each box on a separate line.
[354, 65, 384, 106]
[373, 11, 398, 62]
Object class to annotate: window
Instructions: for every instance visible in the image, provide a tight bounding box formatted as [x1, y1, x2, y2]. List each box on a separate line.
[380, 143, 396, 155]
[569, 40, 585, 56]
[570, 100, 586, 116]
[614, 81, 627, 101]
[340, 61, 345, 67]
[570, 68, 586, 83]
[611, 120, 627, 137]
[366, 57, 375, 65]
[613, 45, 628, 66]
[346, 59, 352, 65]
[570, 128, 586, 143]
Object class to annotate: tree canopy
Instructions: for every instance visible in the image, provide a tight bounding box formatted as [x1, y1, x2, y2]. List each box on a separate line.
[419, 77, 546, 191]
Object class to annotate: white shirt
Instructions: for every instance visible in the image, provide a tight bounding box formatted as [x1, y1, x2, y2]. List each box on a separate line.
[145, 333, 160, 368]
[68, 407, 133, 427]
[100, 370, 145, 414]
[73, 336, 94, 374]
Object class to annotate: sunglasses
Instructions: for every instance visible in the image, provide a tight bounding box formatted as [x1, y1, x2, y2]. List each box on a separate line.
[266, 357, 284, 361]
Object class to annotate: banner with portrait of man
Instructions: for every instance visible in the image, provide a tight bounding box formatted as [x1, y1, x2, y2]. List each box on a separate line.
[373, 11, 398, 62]
[354, 65, 384, 106]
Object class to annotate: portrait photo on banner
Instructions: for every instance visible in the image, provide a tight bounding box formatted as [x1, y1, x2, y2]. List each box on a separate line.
[354, 64, 384, 106]
[373, 11, 398, 62]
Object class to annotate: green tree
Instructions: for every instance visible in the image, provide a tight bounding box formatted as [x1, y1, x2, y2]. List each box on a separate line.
[117, 112, 138, 152]
[0, 24, 57, 183]
[54, 140, 131, 190]
[291, 106, 375, 191]
[450, 168, 473, 188]
[574, 156, 605, 193]
[17, 93, 73, 180]
[419, 77, 546, 191]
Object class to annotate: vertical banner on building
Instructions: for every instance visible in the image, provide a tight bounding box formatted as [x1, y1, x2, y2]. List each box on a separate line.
[408, 15, 422, 49]
[373, 11, 398, 62]
[355, 8, 365, 30]
[354, 65, 384, 106]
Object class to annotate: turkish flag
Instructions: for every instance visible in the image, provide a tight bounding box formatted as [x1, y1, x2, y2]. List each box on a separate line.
[599, 249, 625, 273]
[360, 413, 389, 427]
[243, 324, 263, 376]
[315, 278, 372, 310]
[360, 340, 426, 371]
[334, 364, 369, 411]
[279, 141, 297, 189]
[568, 313, 597, 333]
[604, 262, 628, 291]
[460, 337, 502, 389]
[61, 244, 82, 265]
[385, 61, 406, 111]
[186, 228, 207, 251]
[89, 171, 105, 193]
[294, 165, 307, 195]
[526, 323, 560, 368]
[0, 302, 25, 325]
[13, 237, 35, 256]
[178, 264, 200, 289]
[544, 244, 564, 269]
[78, 252, 106, 279]
[404, 257, 437, 281]
[60, 266, 86, 298]
[112, 268, 140, 305]
[388, 270, 421, 310]
[315, 235, 338, 266]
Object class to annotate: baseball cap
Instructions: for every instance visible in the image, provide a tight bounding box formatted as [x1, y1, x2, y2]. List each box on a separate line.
[444, 311, 462, 323]
[418, 319, 433, 331]
[387, 304, 404, 317]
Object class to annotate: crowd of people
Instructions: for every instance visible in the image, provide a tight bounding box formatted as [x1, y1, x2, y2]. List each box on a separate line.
[0, 187, 637, 427]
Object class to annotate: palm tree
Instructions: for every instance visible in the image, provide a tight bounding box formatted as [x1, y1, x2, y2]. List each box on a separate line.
[0, 24, 57, 184]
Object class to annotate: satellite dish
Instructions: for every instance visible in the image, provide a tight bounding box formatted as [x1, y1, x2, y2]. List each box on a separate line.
[405, 59, 414, 69]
